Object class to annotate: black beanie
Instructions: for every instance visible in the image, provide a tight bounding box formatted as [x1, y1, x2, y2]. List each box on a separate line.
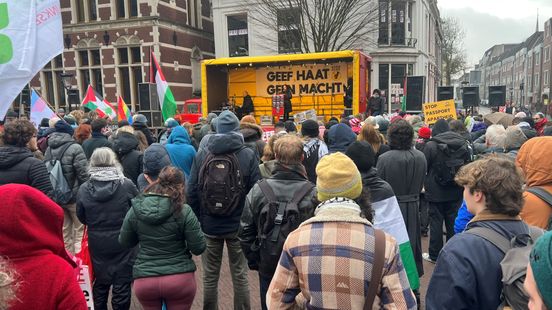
[431, 119, 450, 137]
[301, 120, 319, 138]
[55, 120, 74, 136]
[345, 141, 376, 173]
[284, 120, 297, 133]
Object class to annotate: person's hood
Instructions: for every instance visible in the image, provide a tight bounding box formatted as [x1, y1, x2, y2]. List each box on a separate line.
[431, 119, 450, 136]
[327, 123, 356, 153]
[131, 194, 173, 225]
[47, 132, 74, 148]
[521, 127, 537, 140]
[503, 127, 527, 151]
[207, 112, 218, 124]
[240, 122, 263, 141]
[84, 179, 122, 202]
[516, 137, 552, 187]
[0, 184, 75, 266]
[143, 143, 171, 176]
[431, 131, 469, 151]
[167, 126, 192, 145]
[38, 127, 55, 139]
[113, 131, 139, 155]
[0, 146, 33, 169]
[207, 132, 245, 155]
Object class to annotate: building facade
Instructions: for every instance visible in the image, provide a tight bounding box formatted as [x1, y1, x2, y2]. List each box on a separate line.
[25, 0, 215, 117]
[211, 0, 442, 113]
[477, 20, 552, 114]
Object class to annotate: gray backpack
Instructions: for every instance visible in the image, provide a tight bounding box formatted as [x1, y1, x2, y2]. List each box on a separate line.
[468, 225, 543, 310]
[45, 142, 74, 205]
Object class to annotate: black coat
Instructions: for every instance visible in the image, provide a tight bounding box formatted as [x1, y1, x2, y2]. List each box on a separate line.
[242, 95, 254, 115]
[132, 123, 156, 145]
[0, 146, 53, 197]
[82, 133, 113, 160]
[283, 88, 293, 112]
[111, 132, 143, 185]
[187, 132, 261, 236]
[76, 177, 139, 284]
[423, 131, 471, 202]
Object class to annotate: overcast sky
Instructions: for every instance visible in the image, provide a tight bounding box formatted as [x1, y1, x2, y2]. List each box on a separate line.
[438, 0, 552, 66]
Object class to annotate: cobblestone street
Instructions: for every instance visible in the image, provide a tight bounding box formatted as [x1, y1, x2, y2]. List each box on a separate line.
[123, 236, 435, 310]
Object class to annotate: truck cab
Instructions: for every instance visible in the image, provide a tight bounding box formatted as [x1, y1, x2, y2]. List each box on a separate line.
[175, 98, 202, 124]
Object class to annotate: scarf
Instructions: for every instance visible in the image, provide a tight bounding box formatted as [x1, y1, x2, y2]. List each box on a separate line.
[89, 166, 124, 181]
[272, 161, 308, 180]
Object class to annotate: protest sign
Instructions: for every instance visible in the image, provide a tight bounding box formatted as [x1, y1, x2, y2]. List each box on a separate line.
[78, 265, 95, 310]
[422, 99, 457, 125]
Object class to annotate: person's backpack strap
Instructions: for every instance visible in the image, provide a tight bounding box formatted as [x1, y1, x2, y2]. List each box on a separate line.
[289, 182, 315, 205]
[526, 187, 552, 207]
[364, 228, 386, 310]
[257, 180, 282, 242]
[467, 227, 511, 254]
[55, 142, 75, 161]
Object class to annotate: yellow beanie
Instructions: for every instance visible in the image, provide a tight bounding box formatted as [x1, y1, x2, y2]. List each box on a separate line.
[316, 152, 363, 201]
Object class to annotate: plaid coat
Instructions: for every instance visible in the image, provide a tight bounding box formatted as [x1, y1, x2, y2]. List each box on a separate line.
[267, 200, 416, 310]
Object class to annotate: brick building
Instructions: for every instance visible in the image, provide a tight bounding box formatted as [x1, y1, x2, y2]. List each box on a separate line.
[543, 18, 552, 107]
[23, 0, 214, 121]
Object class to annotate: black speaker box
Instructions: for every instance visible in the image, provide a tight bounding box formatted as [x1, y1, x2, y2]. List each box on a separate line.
[138, 83, 159, 111]
[437, 86, 454, 101]
[462, 86, 479, 108]
[488, 86, 506, 107]
[406, 76, 425, 111]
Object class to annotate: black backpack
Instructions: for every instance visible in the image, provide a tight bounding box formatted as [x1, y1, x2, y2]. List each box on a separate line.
[254, 180, 314, 275]
[198, 148, 245, 216]
[432, 141, 470, 186]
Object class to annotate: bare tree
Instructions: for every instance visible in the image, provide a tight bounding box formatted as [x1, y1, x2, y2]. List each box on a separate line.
[245, 0, 379, 53]
[441, 16, 468, 85]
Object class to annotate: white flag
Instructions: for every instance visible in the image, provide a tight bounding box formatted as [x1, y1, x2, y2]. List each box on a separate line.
[0, 0, 63, 120]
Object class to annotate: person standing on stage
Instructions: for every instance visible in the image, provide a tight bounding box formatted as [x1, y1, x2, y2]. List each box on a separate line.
[282, 85, 293, 121]
[241, 91, 254, 117]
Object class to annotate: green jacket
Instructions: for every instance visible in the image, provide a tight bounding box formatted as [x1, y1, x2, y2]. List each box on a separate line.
[119, 193, 206, 279]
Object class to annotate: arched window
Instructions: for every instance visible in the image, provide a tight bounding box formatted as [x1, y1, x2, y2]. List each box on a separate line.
[115, 35, 143, 110]
[76, 38, 103, 98]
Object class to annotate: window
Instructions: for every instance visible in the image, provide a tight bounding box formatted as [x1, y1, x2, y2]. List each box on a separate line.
[535, 73, 539, 88]
[545, 71, 549, 86]
[546, 47, 550, 62]
[115, 0, 138, 19]
[227, 14, 248, 57]
[187, 0, 201, 27]
[78, 49, 103, 97]
[378, 1, 389, 44]
[41, 55, 66, 111]
[536, 52, 540, 65]
[117, 46, 143, 106]
[277, 8, 301, 54]
[73, 0, 96, 22]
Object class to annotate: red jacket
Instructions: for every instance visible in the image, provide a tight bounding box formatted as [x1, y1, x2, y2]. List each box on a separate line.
[0, 184, 87, 310]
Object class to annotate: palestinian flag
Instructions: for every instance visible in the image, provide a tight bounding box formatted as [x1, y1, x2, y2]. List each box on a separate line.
[117, 96, 132, 124]
[372, 195, 420, 290]
[82, 85, 116, 119]
[150, 52, 177, 121]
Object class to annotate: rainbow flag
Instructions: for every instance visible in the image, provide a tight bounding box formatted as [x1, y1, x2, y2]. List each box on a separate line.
[82, 85, 116, 119]
[117, 96, 132, 124]
[30, 89, 56, 127]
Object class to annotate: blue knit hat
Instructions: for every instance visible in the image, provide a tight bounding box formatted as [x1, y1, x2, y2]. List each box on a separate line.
[216, 110, 240, 134]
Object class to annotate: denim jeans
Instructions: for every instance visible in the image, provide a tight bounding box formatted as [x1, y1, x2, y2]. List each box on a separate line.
[202, 232, 250, 310]
[259, 274, 272, 310]
[428, 200, 461, 260]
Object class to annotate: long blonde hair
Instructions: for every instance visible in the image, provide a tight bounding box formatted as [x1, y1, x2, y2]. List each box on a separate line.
[358, 123, 384, 153]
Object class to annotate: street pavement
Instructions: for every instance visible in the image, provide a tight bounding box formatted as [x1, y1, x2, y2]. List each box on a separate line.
[123, 235, 435, 310]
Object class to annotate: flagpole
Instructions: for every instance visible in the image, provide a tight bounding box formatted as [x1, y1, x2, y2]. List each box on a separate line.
[31, 87, 64, 119]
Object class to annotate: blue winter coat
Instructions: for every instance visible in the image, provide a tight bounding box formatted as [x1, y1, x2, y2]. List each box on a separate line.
[165, 126, 196, 178]
[454, 201, 474, 234]
[426, 212, 531, 310]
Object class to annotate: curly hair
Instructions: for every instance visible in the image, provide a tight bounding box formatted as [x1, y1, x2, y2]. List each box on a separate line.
[455, 156, 524, 216]
[145, 166, 186, 215]
[74, 124, 92, 144]
[387, 119, 413, 150]
[1, 120, 36, 147]
[0, 257, 19, 310]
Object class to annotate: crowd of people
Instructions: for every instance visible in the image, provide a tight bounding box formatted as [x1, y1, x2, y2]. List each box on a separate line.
[1, 106, 552, 310]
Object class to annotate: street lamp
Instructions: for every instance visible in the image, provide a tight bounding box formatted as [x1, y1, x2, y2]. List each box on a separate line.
[59, 72, 75, 112]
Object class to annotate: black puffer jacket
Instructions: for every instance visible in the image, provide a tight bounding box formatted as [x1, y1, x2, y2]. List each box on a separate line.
[112, 132, 143, 185]
[82, 133, 113, 159]
[77, 177, 138, 283]
[423, 131, 471, 202]
[187, 132, 261, 236]
[240, 122, 266, 159]
[44, 133, 89, 203]
[0, 146, 53, 196]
